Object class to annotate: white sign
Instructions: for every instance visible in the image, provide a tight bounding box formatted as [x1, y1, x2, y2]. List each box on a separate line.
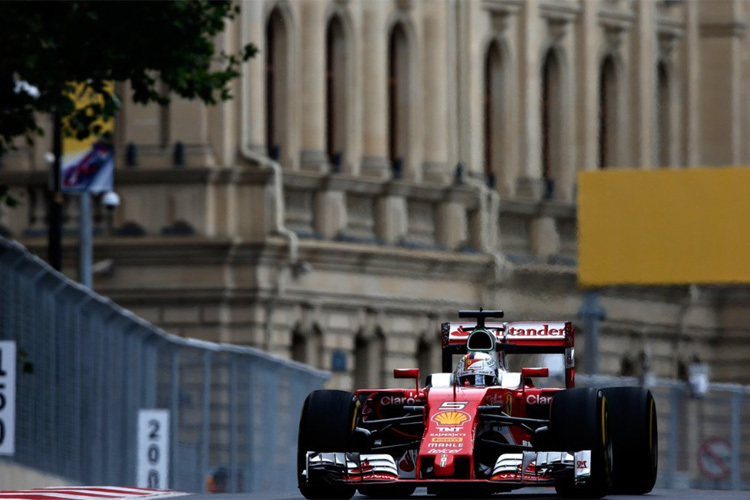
[137, 409, 170, 488]
[0, 341, 16, 455]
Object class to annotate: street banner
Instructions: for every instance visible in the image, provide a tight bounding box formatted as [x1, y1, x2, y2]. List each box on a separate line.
[61, 83, 115, 193]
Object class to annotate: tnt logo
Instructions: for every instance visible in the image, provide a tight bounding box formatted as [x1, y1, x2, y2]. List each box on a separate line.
[437, 426, 462, 432]
[576, 460, 588, 469]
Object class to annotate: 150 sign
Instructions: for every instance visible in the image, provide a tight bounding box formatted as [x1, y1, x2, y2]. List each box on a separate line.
[137, 409, 169, 488]
[0, 341, 16, 456]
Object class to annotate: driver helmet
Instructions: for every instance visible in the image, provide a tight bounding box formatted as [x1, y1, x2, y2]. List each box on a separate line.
[455, 352, 499, 387]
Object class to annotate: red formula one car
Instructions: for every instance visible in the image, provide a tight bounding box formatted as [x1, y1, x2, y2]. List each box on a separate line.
[297, 310, 658, 499]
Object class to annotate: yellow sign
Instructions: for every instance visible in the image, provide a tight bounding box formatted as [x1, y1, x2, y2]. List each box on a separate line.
[578, 167, 750, 286]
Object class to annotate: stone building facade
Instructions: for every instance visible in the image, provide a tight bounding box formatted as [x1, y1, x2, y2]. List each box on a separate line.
[2, 0, 750, 388]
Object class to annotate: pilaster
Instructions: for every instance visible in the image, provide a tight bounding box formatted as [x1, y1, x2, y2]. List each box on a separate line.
[421, 1, 450, 184]
[300, 0, 329, 173]
[698, 0, 745, 165]
[315, 189, 347, 239]
[376, 195, 407, 244]
[631, 0, 658, 168]
[518, 0, 543, 188]
[361, 4, 390, 179]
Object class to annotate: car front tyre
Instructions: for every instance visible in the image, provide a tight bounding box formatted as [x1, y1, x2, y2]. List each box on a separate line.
[297, 390, 359, 500]
[550, 387, 613, 499]
[602, 387, 658, 494]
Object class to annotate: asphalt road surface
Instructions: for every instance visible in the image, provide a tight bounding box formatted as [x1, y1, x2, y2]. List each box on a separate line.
[179, 488, 745, 500]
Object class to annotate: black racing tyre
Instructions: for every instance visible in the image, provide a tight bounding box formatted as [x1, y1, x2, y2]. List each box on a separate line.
[602, 387, 658, 494]
[550, 387, 612, 499]
[358, 484, 416, 498]
[297, 390, 359, 500]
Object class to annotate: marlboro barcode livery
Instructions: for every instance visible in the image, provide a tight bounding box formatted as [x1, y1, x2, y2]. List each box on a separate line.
[298, 309, 658, 499]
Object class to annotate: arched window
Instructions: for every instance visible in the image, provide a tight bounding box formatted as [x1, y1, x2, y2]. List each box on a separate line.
[354, 332, 368, 389]
[290, 324, 323, 367]
[417, 335, 436, 385]
[657, 62, 671, 167]
[484, 42, 504, 188]
[599, 56, 618, 169]
[310, 325, 323, 368]
[326, 15, 347, 171]
[354, 329, 386, 388]
[265, 9, 288, 162]
[541, 49, 562, 199]
[291, 326, 306, 364]
[388, 23, 410, 177]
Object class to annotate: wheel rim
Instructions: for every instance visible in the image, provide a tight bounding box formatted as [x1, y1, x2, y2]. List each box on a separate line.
[601, 395, 613, 485]
[649, 396, 658, 478]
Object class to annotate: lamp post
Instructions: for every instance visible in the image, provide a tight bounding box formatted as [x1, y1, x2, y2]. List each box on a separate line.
[78, 192, 92, 288]
[578, 290, 606, 375]
[48, 112, 63, 271]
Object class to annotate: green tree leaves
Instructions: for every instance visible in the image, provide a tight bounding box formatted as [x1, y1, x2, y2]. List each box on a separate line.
[0, 0, 257, 156]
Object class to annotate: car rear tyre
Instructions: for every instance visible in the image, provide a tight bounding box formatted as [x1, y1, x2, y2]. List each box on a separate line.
[550, 387, 612, 499]
[602, 387, 658, 494]
[297, 390, 359, 500]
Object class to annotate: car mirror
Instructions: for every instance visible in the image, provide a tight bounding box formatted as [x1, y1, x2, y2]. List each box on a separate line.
[393, 368, 420, 391]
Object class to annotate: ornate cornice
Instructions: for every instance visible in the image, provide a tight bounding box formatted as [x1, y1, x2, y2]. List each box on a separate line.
[657, 19, 683, 61]
[598, 7, 635, 32]
[481, 0, 523, 16]
[0, 166, 274, 187]
[481, 0, 522, 33]
[539, 0, 581, 24]
[396, 0, 414, 13]
[700, 22, 747, 38]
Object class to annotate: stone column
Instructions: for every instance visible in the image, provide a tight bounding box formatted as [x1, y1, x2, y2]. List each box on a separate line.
[576, 1, 599, 171]
[315, 190, 347, 239]
[530, 216, 560, 259]
[437, 197, 467, 250]
[421, 1, 450, 184]
[300, 0, 329, 172]
[631, 0, 657, 168]
[682, 0, 701, 166]
[376, 193, 407, 245]
[698, 0, 743, 165]
[516, 0, 544, 199]
[360, 4, 390, 178]
[170, 97, 214, 167]
[207, 29, 237, 168]
[244, 0, 265, 154]
[123, 81, 167, 168]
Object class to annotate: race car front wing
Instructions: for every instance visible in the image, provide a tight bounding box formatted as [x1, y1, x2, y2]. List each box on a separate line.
[302, 450, 592, 488]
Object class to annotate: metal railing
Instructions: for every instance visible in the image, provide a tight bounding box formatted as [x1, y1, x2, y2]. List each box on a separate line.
[578, 374, 750, 490]
[0, 236, 329, 492]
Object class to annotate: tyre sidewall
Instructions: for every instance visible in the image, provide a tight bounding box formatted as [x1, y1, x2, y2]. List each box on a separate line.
[297, 390, 359, 500]
[550, 387, 612, 498]
[601, 387, 658, 494]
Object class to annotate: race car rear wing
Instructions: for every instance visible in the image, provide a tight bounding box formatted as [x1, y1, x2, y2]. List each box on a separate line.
[440, 319, 575, 388]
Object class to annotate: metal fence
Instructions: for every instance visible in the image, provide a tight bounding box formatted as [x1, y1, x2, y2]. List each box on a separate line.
[578, 374, 750, 491]
[0, 236, 329, 492]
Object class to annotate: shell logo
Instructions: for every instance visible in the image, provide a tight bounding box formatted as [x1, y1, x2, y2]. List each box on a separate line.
[432, 411, 471, 425]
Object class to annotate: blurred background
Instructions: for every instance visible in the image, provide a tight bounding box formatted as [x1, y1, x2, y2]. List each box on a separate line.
[1, 0, 749, 494]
